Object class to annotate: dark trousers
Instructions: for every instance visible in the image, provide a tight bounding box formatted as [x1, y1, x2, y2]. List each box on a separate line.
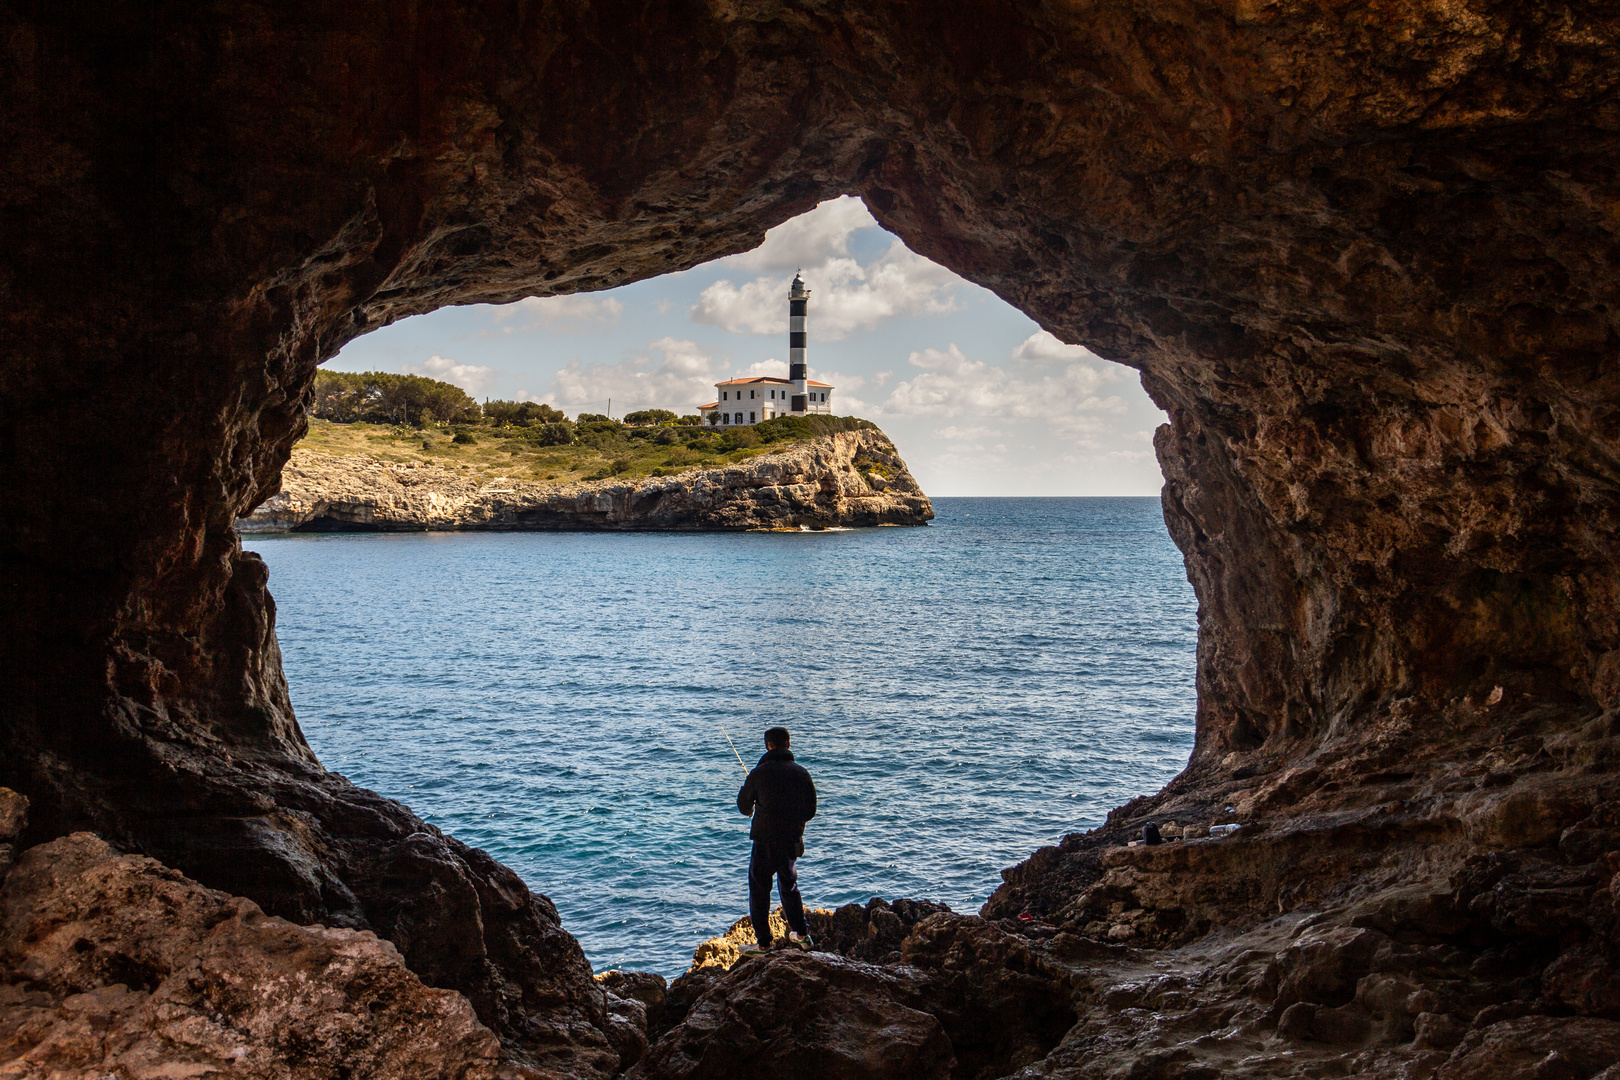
[748, 837, 808, 946]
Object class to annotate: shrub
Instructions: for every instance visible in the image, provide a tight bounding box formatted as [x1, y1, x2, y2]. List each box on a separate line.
[752, 414, 874, 443]
[677, 414, 704, 426]
[527, 421, 575, 447]
[584, 458, 633, 482]
[653, 428, 678, 446]
[452, 430, 477, 445]
[576, 413, 612, 424]
[718, 428, 760, 451]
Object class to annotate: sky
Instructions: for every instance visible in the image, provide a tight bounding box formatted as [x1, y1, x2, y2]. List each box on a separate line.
[328, 196, 1169, 497]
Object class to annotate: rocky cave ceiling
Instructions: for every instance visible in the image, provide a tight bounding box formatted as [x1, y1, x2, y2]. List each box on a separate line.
[3, 1, 1620, 1074]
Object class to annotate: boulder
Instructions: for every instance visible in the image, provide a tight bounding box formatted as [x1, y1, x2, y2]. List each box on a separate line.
[1268, 926, 1387, 1010]
[809, 898, 953, 965]
[629, 951, 954, 1080]
[688, 908, 799, 971]
[898, 913, 1077, 1078]
[0, 834, 516, 1079]
[1542, 943, 1620, 1018]
[1438, 1016, 1620, 1080]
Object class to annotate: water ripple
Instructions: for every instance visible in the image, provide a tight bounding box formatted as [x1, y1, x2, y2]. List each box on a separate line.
[246, 496, 1196, 976]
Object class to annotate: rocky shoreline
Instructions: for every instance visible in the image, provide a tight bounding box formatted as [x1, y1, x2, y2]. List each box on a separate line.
[18, 774, 1618, 1080]
[10, 1, 1620, 1078]
[237, 429, 933, 533]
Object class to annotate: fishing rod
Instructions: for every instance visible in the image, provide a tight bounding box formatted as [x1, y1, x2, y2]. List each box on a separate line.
[719, 723, 749, 777]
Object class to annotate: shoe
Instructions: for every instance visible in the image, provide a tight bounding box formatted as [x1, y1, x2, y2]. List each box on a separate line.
[740, 942, 767, 956]
[788, 931, 814, 951]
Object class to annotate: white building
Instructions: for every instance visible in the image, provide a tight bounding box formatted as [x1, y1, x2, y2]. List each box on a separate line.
[699, 376, 833, 426]
[697, 272, 834, 426]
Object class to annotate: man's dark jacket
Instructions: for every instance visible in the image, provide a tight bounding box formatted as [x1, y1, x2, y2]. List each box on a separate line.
[737, 748, 817, 843]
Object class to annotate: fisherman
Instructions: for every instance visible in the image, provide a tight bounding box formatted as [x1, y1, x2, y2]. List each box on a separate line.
[736, 726, 817, 954]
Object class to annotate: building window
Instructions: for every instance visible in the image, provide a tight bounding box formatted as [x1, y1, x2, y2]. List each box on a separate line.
[750, 390, 755, 399]
[750, 412, 756, 422]
[722, 391, 728, 400]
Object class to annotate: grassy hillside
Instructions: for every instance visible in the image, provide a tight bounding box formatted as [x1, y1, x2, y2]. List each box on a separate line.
[296, 415, 876, 485]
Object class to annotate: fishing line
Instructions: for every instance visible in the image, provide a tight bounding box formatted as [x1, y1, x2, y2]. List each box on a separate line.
[719, 723, 749, 777]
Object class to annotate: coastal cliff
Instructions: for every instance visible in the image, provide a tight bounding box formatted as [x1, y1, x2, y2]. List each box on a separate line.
[238, 429, 932, 533]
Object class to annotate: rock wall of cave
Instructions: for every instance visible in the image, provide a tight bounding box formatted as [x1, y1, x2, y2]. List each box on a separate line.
[3, 1, 1620, 1074]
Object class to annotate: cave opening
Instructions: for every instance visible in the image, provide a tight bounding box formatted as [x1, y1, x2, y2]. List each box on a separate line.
[244, 199, 1198, 976]
[5, 4, 1620, 1073]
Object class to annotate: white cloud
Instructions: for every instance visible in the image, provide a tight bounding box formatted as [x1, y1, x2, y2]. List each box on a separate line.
[692, 198, 964, 340]
[1010, 330, 1105, 367]
[739, 358, 788, 379]
[541, 337, 731, 415]
[937, 425, 1003, 441]
[402, 355, 497, 395]
[721, 195, 879, 272]
[487, 294, 624, 334]
[813, 369, 879, 415]
[879, 345, 1124, 439]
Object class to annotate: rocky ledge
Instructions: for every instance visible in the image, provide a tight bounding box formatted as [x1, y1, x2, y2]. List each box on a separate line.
[0, 792, 522, 1079]
[237, 429, 932, 533]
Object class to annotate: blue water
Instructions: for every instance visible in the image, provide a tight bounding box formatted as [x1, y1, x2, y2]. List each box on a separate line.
[243, 496, 1197, 977]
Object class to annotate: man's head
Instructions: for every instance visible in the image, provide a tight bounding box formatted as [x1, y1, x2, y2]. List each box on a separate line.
[764, 726, 790, 750]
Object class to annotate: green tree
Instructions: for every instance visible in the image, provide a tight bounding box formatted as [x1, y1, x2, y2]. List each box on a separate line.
[309, 370, 479, 426]
[624, 408, 677, 426]
[484, 400, 567, 426]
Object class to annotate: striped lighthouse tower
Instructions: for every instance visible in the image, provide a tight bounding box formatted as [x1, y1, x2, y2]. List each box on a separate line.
[788, 271, 810, 413]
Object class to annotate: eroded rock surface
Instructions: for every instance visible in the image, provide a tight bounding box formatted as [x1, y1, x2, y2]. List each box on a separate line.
[0, 833, 515, 1079]
[239, 429, 931, 532]
[633, 951, 955, 1080]
[652, 913, 1077, 1080]
[5, 0, 1620, 1075]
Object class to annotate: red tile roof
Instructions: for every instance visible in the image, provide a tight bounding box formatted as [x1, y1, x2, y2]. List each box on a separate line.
[715, 377, 833, 387]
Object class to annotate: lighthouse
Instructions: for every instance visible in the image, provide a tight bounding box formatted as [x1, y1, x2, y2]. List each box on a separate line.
[694, 269, 835, 425]
[789, 271, 810, 413]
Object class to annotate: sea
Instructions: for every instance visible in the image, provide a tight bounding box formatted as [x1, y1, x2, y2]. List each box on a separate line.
[242, 496, 1197, 978]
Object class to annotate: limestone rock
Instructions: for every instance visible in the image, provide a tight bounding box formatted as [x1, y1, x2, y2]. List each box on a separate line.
[808, 898, 954, 966]
[687, 906, 840, 972]
[896, 913, 1078, 1079]
[597, 969, 668, 1027]
[1438, 1016, 1620, 1080]
[6, 1, 1620, 1076]
[630, 951, 954, 1080]
[238, 429, 932, 532]
[0, 787, 25, 880]
[0, 834, 515, 1079]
